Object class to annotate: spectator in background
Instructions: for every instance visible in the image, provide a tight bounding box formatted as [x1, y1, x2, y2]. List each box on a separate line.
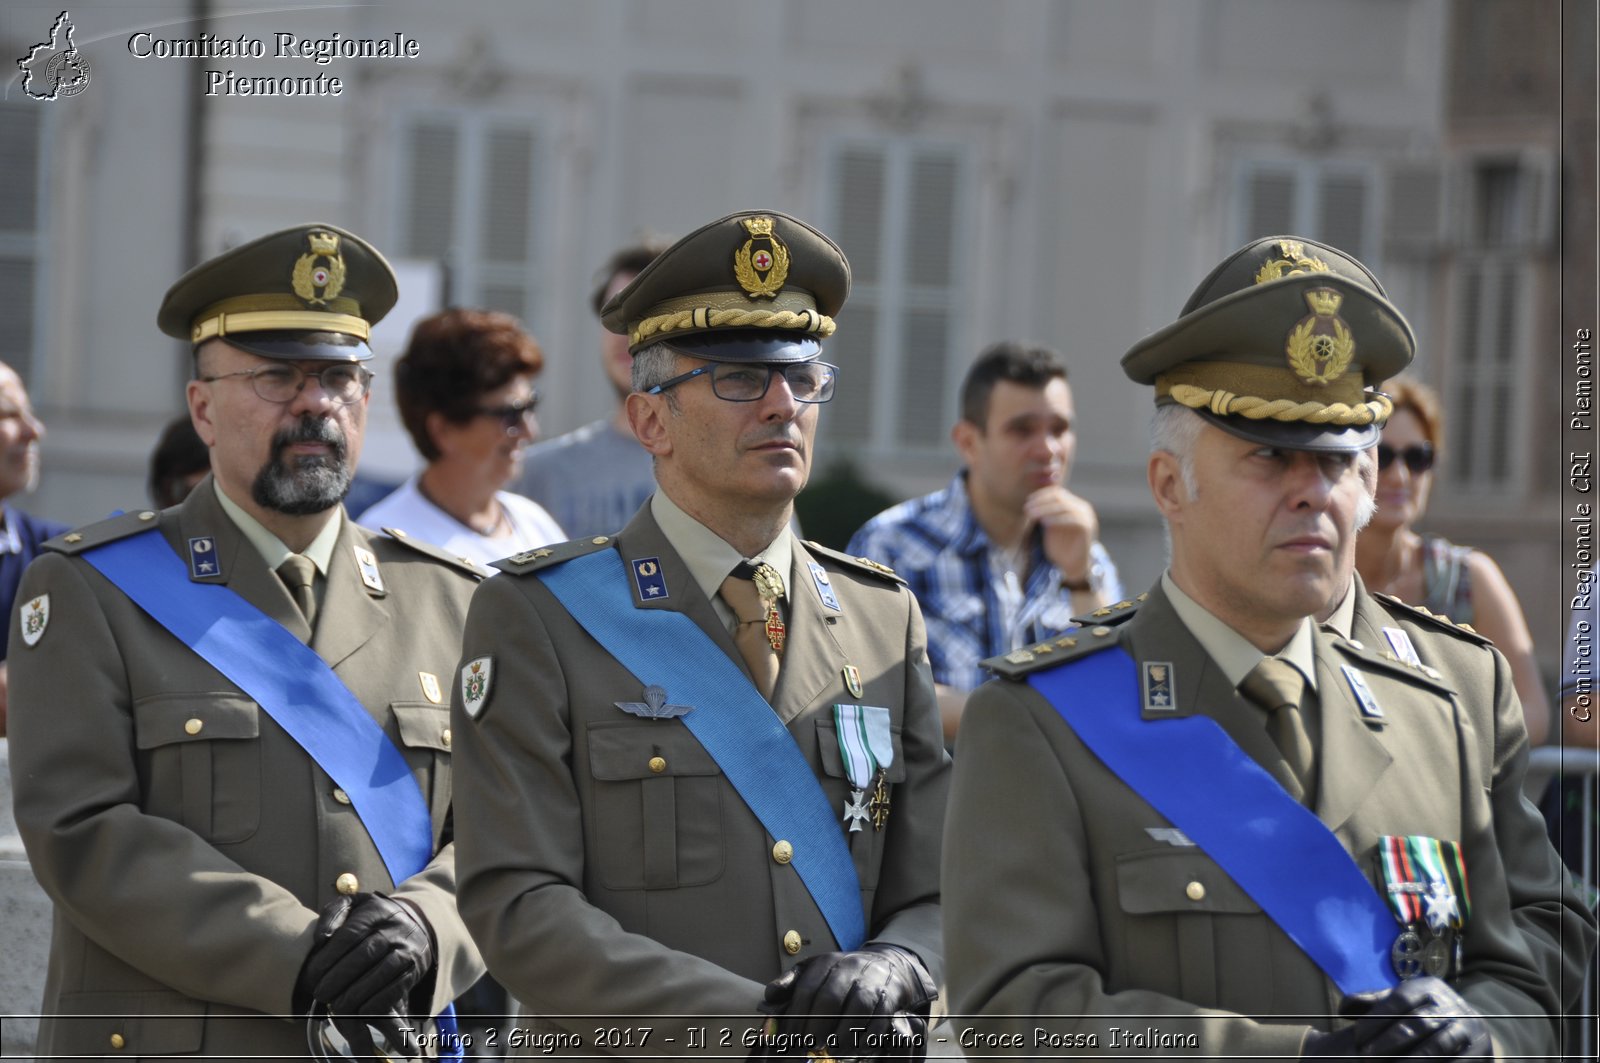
[848, 341, 1122, 743]
[1354, 376, 1550, 744]
[147, 413, 211, 509]
[360, 308, 564, 567]
[0, 361, 66, 737]
[512, 239, 668, 537]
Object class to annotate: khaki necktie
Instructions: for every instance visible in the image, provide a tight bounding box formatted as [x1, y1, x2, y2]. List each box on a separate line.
[719, 561, 785, 701]
[1239, 656, 1317, 803]
[277, 554, 319, 632]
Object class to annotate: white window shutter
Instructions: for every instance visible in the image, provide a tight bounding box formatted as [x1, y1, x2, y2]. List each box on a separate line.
[402, 123, 459, 261]
[0, 105, 40, 384]
[1316, 172, 1369, 262]
[827, 146, 888, 443]
[1384, 161, 1448, 255]
[1244, 167, 1296, 238]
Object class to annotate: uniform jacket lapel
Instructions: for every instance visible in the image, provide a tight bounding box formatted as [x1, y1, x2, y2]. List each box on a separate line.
[1314, 590, 1398, 833]
[170, 479, 311, 643]
[768, 541, 847, 725]
[614, 507, 753, 693]
[312, 519, 390, 669]
[1120, 586, 1290, 779]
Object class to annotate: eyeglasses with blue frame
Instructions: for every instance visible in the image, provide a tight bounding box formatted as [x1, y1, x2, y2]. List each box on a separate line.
[646, 361, 839, 404]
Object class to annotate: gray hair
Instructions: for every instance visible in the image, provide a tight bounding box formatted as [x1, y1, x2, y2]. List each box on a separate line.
[1149, 404, 1204, 500]
[630, 341, 680, 393]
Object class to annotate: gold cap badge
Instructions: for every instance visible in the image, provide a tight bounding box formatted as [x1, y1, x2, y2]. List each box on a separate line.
[1286, 287, 1355, 386]
[733, 217, 790, 299]
[291, 229, 347, 307]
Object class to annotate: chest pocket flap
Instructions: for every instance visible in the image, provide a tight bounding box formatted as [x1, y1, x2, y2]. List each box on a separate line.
[1116, 846, 1260, 915]
[133, 693, 259, 748]
[392, 701, 452, 752]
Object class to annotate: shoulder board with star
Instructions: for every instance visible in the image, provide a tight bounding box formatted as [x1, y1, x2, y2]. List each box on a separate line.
[982, 622, 1123, 681]
[379, 527, 489, 580]
[802, 541, 906, 585]
[494, 534, 615, 576]
[1372, 592, 1493, 648]
[1070, 592, 1148, 628]
[1325, 628, 1457, 695]
[44, 509, 166, 556]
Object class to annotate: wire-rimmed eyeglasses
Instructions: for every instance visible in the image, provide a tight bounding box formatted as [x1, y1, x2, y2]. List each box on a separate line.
[199, 363, 373, 406]
[646, 361, 838, 404]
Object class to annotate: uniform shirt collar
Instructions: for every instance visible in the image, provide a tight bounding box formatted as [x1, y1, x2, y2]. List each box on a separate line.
[650, 489, 793, 605]
[214, 482, 342, 576]
[1321, 579, 1357, 639]
[1161, 571, 1319, 692]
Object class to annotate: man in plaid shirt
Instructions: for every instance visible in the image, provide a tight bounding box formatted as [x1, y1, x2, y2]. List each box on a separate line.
[848, 341, 1121, 743]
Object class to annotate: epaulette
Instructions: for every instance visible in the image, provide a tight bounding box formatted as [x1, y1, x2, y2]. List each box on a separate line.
[1372, 592, 1493, 648]
[45, 509, 164, 555]
[494, 533, 615, 576]
[802, 540, 907, 586]
[983, 621, 1123, 681]
[380, 527, 490, 580]
[1326, 629, 1456, 694]
[1070, 592, 1148, 628]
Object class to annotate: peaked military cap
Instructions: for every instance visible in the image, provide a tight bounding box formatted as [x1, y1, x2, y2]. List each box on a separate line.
[1121, 235, 1415, 452]
[158, 223, 398, 362]
[601, 209, 850, 362]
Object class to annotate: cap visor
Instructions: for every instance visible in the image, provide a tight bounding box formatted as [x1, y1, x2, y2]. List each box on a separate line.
[664, 330, 821, 364]
[1194, 407, 1379, 453]
[215, 331, 371, 362]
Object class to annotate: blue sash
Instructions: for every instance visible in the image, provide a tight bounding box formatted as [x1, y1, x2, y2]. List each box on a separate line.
[539, 548, 866, 950]
[83, 528, 461, 1053]
[1031, 648, 1399, 996]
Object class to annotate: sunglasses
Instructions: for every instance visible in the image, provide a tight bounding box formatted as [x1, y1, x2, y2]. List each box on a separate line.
[1377, 441, 1435, 473]
[472, 392, 540, 431]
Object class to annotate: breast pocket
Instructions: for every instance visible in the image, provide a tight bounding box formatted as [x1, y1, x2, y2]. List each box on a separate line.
[132, 693, 261, 845]
[815, 716, 906, 890]
[392, 701, 453, 830]
[586, 722, 724, 891]
[1115, 846, 1262, 1005]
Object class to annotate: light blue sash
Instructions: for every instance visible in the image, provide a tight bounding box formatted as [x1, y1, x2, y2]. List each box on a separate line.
[1031, 647, 1399, 996]
[538, 548, 866, 950]
[83, 528, 461, 1053]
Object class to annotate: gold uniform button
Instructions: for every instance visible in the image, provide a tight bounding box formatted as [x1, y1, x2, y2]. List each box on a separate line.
[441, 728, 452, 748]
[782, 930, 802, 955]
[1185, 881, 1206, 902]
[110, 1033, 126, 1049]
[648, 756, 667, 774]
[184, 718, 203, 735]
[332, 788, 351, 805]
[592, 536, 609, 545]
[335, 872, 360, 895]
[1091, 626, 1112, 637]
[138, 511, 156, 521]
[772, 840, 794, 864]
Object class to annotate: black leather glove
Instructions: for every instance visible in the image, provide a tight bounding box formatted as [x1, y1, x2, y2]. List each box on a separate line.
[297, 893, 436, 1040]
[1302, 977, 1491, 1059]
[760, 943, 937, 1060]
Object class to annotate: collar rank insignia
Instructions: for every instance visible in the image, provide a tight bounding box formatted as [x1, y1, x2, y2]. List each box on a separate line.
[354, 546, 385, 594]
[188, 536, 221, 579]
[1382, 626, 1423, 668]
[1145, 827, 1196, 847]
[808, 561, 841, 612]
[615, 685, 691, 720]
[1142, 661, 1176, 713]
[1342, 664, 1384, 718]
[632, 556, 668, 601]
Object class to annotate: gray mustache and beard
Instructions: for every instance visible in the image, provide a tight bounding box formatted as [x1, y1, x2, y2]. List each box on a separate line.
[252, 416, 352, 515]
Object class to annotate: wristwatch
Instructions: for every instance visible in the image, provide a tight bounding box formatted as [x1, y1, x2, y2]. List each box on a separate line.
[1063, 546, 1107, 595]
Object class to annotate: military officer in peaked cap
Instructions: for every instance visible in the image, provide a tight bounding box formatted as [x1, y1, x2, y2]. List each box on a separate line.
[450, 210, 951, 1060]
[944, 236, 1587, 1059]
[9, 223, 486, 1058]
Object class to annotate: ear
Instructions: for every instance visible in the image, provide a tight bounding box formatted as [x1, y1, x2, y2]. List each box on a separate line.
[1148, 450, 1188, 522]
[627, 392, 672, 457]
[951, 419, 982, 466]
[186, 379, 219, 449]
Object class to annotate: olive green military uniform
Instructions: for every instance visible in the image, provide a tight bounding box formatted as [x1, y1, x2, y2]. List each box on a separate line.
[1342, 581, 1597, 1013]
[944, 584, 1567, 1060]
[8, 479, 486, 1057]
[451, 504, 949, 1059]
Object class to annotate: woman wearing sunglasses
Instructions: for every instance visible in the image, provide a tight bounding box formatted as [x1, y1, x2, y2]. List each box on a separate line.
[1355, 376, 1550, 743]
[359, 307, 565, 569]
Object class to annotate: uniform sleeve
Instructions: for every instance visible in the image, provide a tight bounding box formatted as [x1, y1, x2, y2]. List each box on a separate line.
[943, 679, 1310, 1061]
[450, 574, 764, 1056]
[1463, 644, 1594, 1042]
[7, 554, 318, 1014]
[862, 591, 949, 980]
[394, 838, 483, 1014]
